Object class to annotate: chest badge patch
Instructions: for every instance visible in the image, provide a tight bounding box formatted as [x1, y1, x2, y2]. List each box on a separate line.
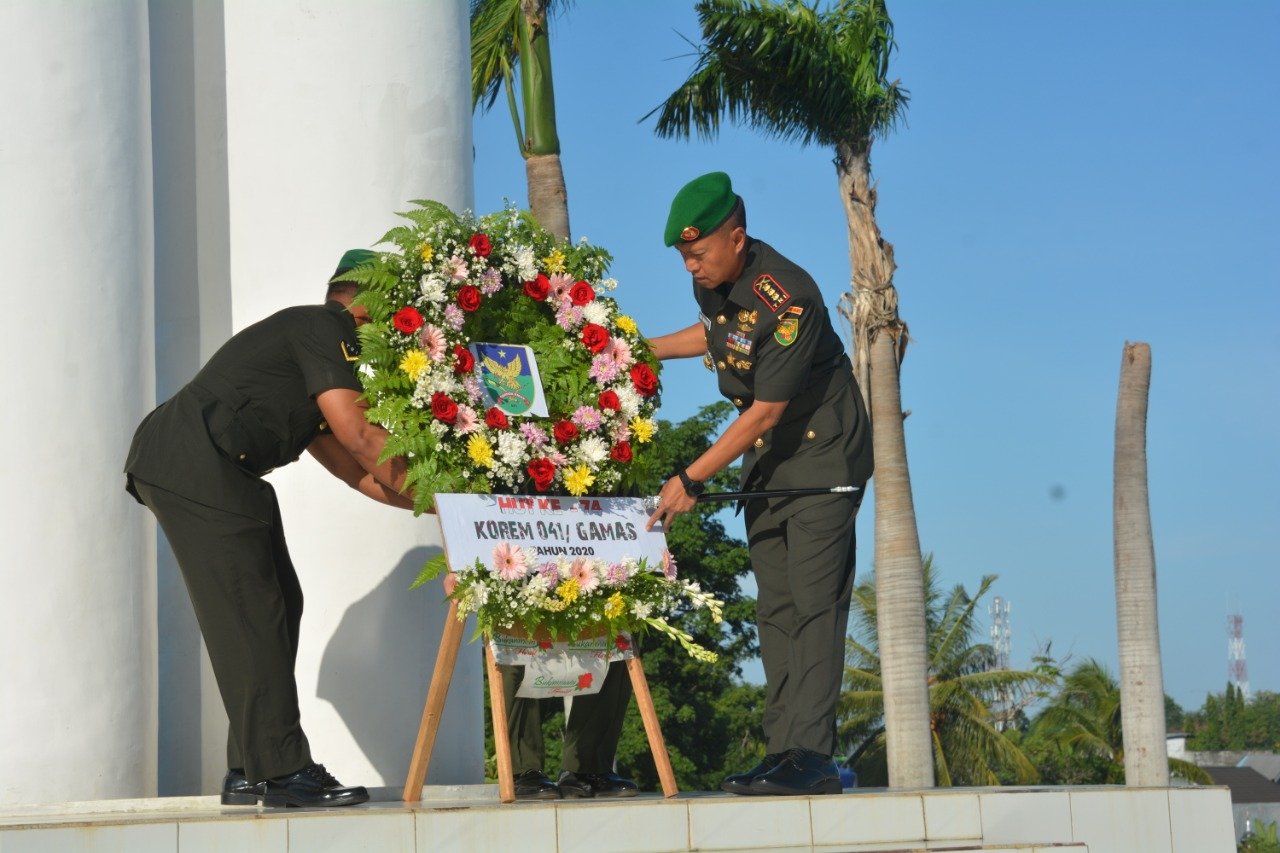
[774, 317, 800, 347]
[726, 332, 753, 355]
[340, 340, 361, 362]
[752, 274, 791, 312]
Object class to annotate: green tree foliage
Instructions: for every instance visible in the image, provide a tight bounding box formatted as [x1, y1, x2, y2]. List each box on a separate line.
[1022, 660, 1212, 785]
[840, 557, 1051, 786]
[614, 402, 765, 791]
[1240, 820, 1280, 853]
[1185, 687, 1280, 751]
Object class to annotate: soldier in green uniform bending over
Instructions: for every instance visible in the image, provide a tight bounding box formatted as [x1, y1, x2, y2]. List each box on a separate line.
[647, 172, 874, 796]
[125, 250, 416, 808]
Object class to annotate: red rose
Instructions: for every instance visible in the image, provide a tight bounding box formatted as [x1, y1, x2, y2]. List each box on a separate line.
[630, 363, 658, 397]
[569, 280, 595, 306]
[392, 305, 424, 334]
[457, 284, 482, 312]
[468, 233, 491, 257]
[553, 420, 579, 444]
[538, 640, 553, 650]
[614, 635, 631, 652]
[528, 458, 556, 491]
[597, 390, 621, 411]
[523, 273, 550, 300]
[430, 392, 459, 424]
[577, 672, 594, 690]
[580, 323, 609, 353]
[453, 345, 474, 374]
[610, 441, 633, 463]
[485, 407, 509, 430]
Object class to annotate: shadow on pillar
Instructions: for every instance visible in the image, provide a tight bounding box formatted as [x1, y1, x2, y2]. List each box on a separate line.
[317, 545, 484, 786]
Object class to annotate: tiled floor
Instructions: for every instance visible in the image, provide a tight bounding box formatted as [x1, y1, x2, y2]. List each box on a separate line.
[0, 785, 1234, 853]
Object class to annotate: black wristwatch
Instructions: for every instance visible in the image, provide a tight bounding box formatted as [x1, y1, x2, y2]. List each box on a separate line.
[678, 469, 705, 498]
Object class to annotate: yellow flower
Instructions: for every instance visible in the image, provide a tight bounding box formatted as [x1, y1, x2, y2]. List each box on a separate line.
[604, 593, 625, 620]
[542, 249, 566, 273]
[419, 243, 434, 264]
[400, 349, 429, 380]
[467, 434, 494, 469]
[615, 315, 637, 335]
[557, 578, 580, 603]
[629, 417, 656, 444]
[564, 464, 595, 496]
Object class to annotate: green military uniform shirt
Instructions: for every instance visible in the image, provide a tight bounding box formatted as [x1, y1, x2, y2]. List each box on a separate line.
[693, 239, 873, 502]
[126, 300, 363, 522]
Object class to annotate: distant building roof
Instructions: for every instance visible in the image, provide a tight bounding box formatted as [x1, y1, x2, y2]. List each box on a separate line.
[1204, 767, 1280, 803]
[1243, 753, 1280, 783]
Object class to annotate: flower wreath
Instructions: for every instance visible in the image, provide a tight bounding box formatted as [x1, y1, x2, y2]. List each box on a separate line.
[347, 201, 662, 514]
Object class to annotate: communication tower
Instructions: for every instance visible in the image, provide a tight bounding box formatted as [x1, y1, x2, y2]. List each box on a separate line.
[1228, 613, 1250, 700]
[990, 596, 1011, 671]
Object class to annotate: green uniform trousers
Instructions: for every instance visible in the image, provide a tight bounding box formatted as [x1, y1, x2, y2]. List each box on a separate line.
[746, 492, 861, 756]
[133, 478, 312, 782]
[499, 659, 632, 775]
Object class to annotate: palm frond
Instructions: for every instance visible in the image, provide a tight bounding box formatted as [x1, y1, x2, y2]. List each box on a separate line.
[648, 0, 908, 148]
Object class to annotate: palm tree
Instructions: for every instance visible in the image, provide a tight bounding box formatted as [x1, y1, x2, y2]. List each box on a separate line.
[1113, 341, 1169, 785]
[471, 0, 571, 240]
[647, 0, 932, 787]
[840, 556, 1049, 786]
[1029, 660, 1209, 785]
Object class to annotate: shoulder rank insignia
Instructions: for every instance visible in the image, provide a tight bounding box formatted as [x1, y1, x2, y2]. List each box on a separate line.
[752, 274, 791, 312]
[774, 317, 800, 347]
[340, 340, 361, 362]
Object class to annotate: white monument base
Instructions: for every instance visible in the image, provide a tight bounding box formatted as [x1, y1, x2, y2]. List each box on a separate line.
[0, 784, 1234, 852]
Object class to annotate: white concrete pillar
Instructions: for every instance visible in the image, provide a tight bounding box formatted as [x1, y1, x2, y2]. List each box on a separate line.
[0, 1, 156, 804]
[181, 0, 481, 789]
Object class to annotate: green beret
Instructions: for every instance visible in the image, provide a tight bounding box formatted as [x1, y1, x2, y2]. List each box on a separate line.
[333, 248, 376, 278]
[664, 171, 740, 247]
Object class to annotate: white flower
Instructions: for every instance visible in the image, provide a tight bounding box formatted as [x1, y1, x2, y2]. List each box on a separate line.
[358, 363, 375, 378]
[598, 277, 619, 292]
[512, 245, 537, 280]
[419, 274, 447, 303]
[583, 301, 610, 326]
[496, 431, 526, 466]
[574, 435, 608, 466]
[615, 386, 643, 418]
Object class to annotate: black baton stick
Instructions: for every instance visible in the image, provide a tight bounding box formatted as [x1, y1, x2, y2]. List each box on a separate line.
[643, 485, 860, 512]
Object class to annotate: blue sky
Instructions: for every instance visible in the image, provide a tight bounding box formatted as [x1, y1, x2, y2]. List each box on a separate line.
[470, 1, 1279, 710]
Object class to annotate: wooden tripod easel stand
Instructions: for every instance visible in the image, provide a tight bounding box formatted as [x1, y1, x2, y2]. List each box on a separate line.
[401, 599, 680, 803]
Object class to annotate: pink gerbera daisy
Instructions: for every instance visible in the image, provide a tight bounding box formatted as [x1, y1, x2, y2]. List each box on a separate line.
[571, 558, 600, 594]
[418, 324, 446, 361]
[571, 406, 603, 432]
[492, 542, 529, 581]
[661, 549, 677, 581]
[454, 405, 479, 434]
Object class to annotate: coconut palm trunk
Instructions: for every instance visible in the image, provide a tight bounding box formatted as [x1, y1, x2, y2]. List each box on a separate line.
[516, 2, 569, 240]
[1113, 341, 1169, 786]
[834, 139, 933, 788]
[472, 0, 571, 241]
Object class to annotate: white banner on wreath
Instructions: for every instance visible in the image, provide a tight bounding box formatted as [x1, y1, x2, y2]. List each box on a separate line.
[489, 633, 636, 698]
[434, 493, 669, 571]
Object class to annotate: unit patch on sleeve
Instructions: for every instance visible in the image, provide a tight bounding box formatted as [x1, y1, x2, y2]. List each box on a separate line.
[752, 274, 791, 312]
[774, 317, 800, 347]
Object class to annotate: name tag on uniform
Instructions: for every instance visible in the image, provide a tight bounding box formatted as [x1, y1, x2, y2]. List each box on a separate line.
[726, 332, 753, 355]
[699, 311, 712, 330]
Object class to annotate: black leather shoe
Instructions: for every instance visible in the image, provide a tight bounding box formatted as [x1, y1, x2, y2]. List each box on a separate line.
[220, 768, 263, 806]
[262, 763, 369, 808]
[514, 769, 562, 800]
[558, 771, 639, 799]
[748, 748, 842, 796]
[720, 753, 784, 795]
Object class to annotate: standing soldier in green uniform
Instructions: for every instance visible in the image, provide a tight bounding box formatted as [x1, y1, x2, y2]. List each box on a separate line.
[125, 250, 417, 808]
[647, 172, 874, 796]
